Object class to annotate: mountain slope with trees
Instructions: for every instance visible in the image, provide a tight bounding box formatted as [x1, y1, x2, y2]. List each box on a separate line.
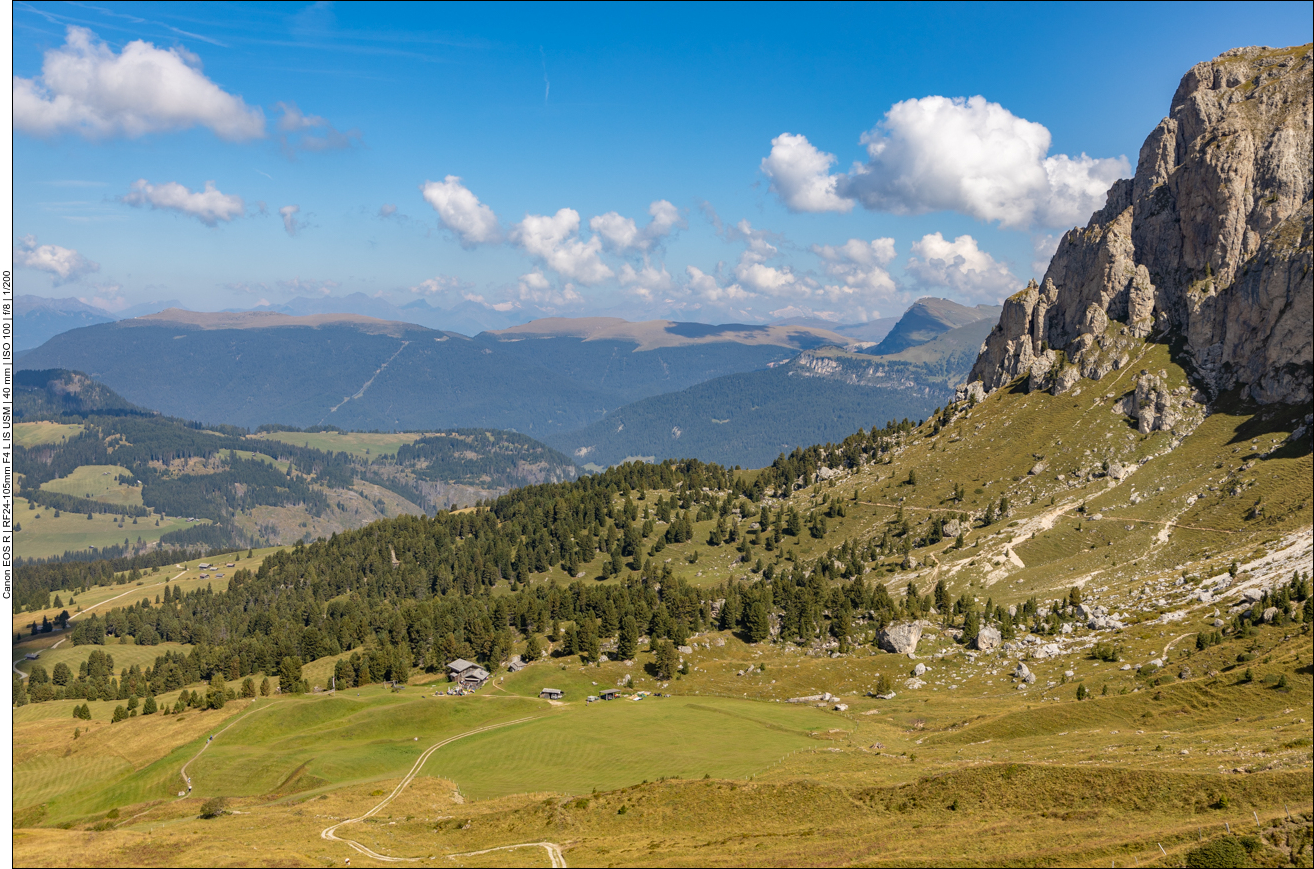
[14, 370, 577, 562]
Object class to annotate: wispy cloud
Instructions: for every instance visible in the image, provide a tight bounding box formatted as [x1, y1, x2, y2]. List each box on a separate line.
[121, 179, 245, 226]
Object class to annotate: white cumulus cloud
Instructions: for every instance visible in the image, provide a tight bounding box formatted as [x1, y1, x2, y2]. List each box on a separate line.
[619, 261, 677, 299]
[420, 176, 501, 247]
[812, 238, 897, 292]
[590, 199, 684, 252]
[760, 133, 853, 213]
[728, 220, 807, 298]
[14, 235, 100, 284]
[279, 204, 305, 236]
[122, 179, 245, 226]
[517, 269, 584, 307]
[511, 208, 614, 284]
[13, 26, 265, 141]
[763, 97, 1129, 229]
[842, 96, 1130, 228]
[905, 232, 1017, 303]
[684, 265, 748, 304]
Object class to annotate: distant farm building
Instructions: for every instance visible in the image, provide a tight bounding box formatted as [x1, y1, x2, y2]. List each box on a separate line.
[446, 659, 490, 689]
[600, 689, 621, 700]
[539, 688, 563, 700]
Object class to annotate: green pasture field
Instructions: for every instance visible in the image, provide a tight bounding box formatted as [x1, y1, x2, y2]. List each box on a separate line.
[250, 430, 422, 459]
[229, 449, 291, 472]
[13, 422, 86, 448]
[40, 464, 142, 506]
[422, 693, 836, 799]
[14, 641, 194, 681]
[152, 690, 543, 802]
[14, 497, 200, 562]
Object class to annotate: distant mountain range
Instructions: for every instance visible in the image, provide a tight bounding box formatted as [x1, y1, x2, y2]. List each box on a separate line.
[545, 351, 955, 470]
[18, 297, 1004, 469]
[18, 309, 846, 434]
[245, 292, 536, 336]
[15, 295, 185, 352]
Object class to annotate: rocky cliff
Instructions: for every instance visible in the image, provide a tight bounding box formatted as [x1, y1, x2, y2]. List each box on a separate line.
[967, 45, 1312, 410]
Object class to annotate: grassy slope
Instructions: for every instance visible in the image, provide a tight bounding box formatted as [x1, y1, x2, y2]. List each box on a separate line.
[14, 497, 201, 562]
[14, 422, 86, 448]
[250, 430, 422, 459]
[40, 465, 142, 506]
[11, 629, 1310, 865]
[10, 340, 1313, 866]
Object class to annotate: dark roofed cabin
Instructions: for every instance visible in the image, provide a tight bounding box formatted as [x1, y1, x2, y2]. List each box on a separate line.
[446, 659, 490, 689]
[600, 689, 621, 700]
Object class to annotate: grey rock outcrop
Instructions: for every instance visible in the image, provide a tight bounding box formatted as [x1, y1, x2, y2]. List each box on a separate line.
[967, 46, 1312, 406]
[972, 625, 1002, 651]
[877, 622, 923, 655]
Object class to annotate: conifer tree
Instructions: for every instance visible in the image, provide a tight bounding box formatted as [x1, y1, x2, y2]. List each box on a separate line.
[617, 615, 638, 661]
[746, 599, 771, 643]
[653, 639, 678, 680]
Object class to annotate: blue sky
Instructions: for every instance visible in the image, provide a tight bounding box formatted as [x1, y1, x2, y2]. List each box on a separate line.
[12, 1, 1312, 327]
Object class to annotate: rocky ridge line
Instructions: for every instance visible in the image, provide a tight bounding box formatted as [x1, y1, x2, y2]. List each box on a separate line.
[965, 45, 1313, 415]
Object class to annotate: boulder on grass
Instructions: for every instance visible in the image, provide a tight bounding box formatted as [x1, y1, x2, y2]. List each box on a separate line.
[877, 622, 922, 656]
[972, 625, 1002, 652]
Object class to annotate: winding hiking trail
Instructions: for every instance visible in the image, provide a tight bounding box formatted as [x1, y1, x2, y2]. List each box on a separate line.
[321, 716, 556, 864]
[447, 842, 568, 867]
[176, 700, 275, 798]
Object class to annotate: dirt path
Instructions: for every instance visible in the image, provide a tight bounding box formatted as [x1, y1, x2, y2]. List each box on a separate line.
[12, 637, 67, 680]
[13, 571, 187, 678]
[321, 716, 542, 863]
[1163, 632, 1194, 659]
[72, 570, 189, 620]
[447, 842, 568, 867]
[176, 700, 272, 798]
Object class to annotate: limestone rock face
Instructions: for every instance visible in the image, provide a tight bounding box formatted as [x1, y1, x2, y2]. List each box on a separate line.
[877, 622, 922, 656]
[967, 45, 1313, 405]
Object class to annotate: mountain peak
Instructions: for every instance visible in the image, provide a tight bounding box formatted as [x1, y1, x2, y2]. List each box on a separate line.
[869, 297, 1000, 356]
[967, 43, 1312, 406]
